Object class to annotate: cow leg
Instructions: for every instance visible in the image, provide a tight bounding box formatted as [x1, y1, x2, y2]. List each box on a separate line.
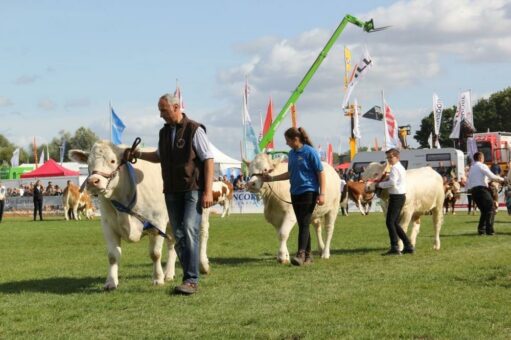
[313, 218, 325, 256]
[321, 210, 337, 259]
[64, 204, 70, 220]
[73, 203, 80, 221]
[148, 235, 165, 285]
[356, 199, 366, 215]
[276, 216, 295, 264]
[102, 225, 122, 290]
[164, 222, 177, 281]
[409, 214, 421, 248]
[199, 208, 211, 274]
[432, 207, 443, 250]
[225, 199, 231, 217]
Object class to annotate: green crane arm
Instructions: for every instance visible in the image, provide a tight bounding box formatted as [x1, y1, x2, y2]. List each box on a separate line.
[258, 14, 377, 151]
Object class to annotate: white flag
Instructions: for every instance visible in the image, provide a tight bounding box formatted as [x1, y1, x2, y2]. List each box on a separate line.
[449, 90, 473, 139]
[466, 137, 477, 162]
[38, 149, 45, 166]
[10, 148, 20, 167]
[383, 100, 399, 150]
[432, 93, 443, 136]
[352, 98, 361, 139]
[342, 48, 373, 108]
[428, 133, 433, 149]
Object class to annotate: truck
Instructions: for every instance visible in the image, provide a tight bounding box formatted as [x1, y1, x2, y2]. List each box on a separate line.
[349, 148, 465, 180]
[472, 131, 511, 174]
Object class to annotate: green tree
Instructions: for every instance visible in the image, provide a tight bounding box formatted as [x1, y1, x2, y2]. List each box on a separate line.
[68, 127, 99, 152]
[414, 106, 456, 148]
[0, 134, 16, 164]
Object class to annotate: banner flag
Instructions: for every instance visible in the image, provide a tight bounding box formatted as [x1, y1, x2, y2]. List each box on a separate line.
[327, 143, 333, 166]
[174, 84, 185, 112]
[344, 46, 352, 89]
[352, 98, 361, 139]
[38, 149, 45, 166]
[111, 107, 126, 145]
[342, 48, 373, 108]
[10, 148, 20, 167]
[383, 100, 399, 150]
[450, 91, 473, 139]
[242, 79, 260, 160]
[363, 105, 383, 121]
[432, 93, 443, 136]
[466, 137, 477, 162]
[263, 97, 274, 150]
[33, 137, 38, 168]
[59, 140, 66, 164]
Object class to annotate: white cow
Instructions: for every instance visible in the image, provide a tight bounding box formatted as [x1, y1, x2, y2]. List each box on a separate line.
[362, 162, 444, 250]
[245, 153, 340, 263]
[69, 141, 213, 290]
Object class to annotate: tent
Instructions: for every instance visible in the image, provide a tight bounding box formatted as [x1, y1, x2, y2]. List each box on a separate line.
[20, 159, 80, 178]
[209, 143, 242, 178]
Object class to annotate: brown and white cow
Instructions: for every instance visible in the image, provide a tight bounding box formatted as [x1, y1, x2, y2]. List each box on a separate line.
[62, 182, 95, 220]
[68, 141, 185, 290]
[363, 163, 444, 250]
[339, 180, 374, 216]
[245, 153, 340, 263]
[443, 178, 461, 215]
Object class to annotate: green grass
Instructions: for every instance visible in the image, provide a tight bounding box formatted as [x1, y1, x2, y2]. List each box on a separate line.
[1, 212, 511, 339]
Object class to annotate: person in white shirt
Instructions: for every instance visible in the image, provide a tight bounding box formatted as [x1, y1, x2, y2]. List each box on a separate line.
[377, 149, 414, 256]
[466, 152, 505, 235]
[0, 181, 6, 223]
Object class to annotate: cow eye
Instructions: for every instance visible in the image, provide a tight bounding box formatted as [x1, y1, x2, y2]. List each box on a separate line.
[110, 160, 115, 164]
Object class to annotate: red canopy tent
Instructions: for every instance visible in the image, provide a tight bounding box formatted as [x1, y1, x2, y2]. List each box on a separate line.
[20, 159, 79, 178]
[336, 163, 351, 170]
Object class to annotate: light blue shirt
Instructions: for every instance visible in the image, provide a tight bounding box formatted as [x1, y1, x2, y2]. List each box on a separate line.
[157, 126, 214, 161]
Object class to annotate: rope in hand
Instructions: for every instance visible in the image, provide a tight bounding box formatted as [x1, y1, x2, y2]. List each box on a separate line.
[123, 137, 142, 164]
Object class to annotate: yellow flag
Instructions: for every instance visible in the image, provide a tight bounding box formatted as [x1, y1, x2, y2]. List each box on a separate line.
[344, 46, 352, 89]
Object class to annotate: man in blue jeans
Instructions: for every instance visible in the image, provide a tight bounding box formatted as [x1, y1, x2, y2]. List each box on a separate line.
[128, 93, 214, 295]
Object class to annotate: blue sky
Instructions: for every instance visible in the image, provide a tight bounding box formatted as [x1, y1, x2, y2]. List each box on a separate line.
[1, 0, 511, 160]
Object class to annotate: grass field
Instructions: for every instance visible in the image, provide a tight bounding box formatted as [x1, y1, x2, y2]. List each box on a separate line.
[1, 212, 511, 339]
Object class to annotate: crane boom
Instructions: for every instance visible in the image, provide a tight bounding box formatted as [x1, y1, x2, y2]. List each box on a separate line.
[258, 14, 378, 151]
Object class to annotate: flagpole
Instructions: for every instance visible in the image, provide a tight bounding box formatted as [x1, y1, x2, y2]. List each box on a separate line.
[109, 101, 112, 143]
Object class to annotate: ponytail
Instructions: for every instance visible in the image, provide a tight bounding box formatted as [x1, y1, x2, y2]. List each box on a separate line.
[284, 127, 314, 147]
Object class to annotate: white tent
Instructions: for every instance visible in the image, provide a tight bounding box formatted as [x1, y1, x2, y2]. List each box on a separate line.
[209, 143, 242, 177]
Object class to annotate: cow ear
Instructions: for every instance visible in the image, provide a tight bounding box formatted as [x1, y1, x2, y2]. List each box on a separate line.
[68, 149, 89, 164]
[272, 157, 283, 168]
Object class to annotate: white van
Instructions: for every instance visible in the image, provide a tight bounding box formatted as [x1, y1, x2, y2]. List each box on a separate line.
[350, 148, 465, 179]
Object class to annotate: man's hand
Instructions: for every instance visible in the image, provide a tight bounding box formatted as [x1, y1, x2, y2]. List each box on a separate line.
[123, 148, 140, 163]
[202, 191, 213, 209]
[316, 194, 325, 206]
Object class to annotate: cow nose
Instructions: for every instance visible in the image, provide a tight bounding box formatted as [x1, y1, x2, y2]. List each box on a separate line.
[87, 177, 100, 187]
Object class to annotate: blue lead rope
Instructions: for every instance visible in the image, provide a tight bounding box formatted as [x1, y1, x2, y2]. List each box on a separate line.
[110, 163, 169, 239]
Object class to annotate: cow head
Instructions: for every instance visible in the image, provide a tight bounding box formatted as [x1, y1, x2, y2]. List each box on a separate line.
[361, 162, 387, 192]
[69, 140, 125, 199]
[244, 153, 283, 193]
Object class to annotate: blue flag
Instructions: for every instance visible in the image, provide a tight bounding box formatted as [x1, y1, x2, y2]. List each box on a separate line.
[111, 107, 126, 145]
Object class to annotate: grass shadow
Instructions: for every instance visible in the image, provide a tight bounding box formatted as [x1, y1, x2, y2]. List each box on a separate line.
[209, 256, 272, 266]
[330, 247, 384, 255]
[0, 276, 104, 295]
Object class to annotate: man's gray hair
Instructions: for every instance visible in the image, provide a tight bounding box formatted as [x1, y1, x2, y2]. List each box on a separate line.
[160, 93, 180, 106]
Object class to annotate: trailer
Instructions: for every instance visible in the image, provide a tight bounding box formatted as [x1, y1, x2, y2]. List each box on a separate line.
[472, 131, 511, 174]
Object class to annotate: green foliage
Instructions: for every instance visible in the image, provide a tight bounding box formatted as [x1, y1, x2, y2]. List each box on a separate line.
[414, 87, 511, 147]
[0, 214, 510, 338]
[68, 127, 99, 152]
[0, 134, 15, 164]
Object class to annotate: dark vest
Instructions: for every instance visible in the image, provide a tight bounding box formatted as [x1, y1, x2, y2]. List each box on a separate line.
[158, 114, 205, 193]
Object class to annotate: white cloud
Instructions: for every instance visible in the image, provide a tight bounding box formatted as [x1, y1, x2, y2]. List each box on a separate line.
[64, 98, 91, 109]
[14, 75, 39, 85]
[38, 98, 56, 111]
[0, 96, 13, 107]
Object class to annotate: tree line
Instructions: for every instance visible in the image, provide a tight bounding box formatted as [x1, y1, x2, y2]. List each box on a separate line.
[0, 127, 99, 166]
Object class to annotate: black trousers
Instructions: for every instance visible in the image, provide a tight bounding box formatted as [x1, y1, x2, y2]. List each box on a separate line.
[33, 199, 43, 220]
[0, 199, 4, 222]
[471, 186, 495, 234]
[291, 191, 318, 253]
[467, 193, 473, 213]
[386, 194, 411, 249]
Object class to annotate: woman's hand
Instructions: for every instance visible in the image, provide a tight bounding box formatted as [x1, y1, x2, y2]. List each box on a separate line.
[262, 171, 273, 182]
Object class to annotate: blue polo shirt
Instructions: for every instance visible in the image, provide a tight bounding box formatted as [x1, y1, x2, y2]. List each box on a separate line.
[288, 144, 323, 195]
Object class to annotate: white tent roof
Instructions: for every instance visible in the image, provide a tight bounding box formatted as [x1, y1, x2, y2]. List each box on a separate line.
[209, 143, 241, 176]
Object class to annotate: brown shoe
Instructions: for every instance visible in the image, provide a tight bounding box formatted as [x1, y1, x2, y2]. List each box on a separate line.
[304, 251, 313, 265]
[291, 250, 305, 266]
[174, 282, 198, 295]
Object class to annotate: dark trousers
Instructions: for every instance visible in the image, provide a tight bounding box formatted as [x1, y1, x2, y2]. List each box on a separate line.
[0, 199, 4, 222]
[386, 194, 411, 249]
[471, 186, 495, 234]
[291, 191, 318, 253]
[467, 193, 473, 213]
[33, 199, 43, 220]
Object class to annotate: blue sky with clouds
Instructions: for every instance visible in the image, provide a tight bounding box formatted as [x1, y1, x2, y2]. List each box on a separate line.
[1, 0, 511, 160]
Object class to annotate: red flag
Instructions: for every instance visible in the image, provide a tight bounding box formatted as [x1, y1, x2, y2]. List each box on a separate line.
[384, 101, 399, 149]
[327, 143, 333, 165]
[291, 103, 297, 128]
[263, 97, 274, 149]
[33, 137, 38, 168]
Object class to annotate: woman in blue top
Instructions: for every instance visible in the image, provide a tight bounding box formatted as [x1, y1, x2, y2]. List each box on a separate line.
[263, 127, 325, 266]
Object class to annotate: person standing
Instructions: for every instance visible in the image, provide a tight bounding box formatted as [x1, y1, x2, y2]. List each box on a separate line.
[126, 93, 214, 295]
[466, 152, 505, 235]
[262, 127, 325, 266]
[33, 180, 44, 221]
[377, 148, 414, 255]
[0, 181, 6, 223]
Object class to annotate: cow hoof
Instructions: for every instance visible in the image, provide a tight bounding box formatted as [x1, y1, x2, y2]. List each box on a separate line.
[152, 279, 165, 286]
[200, 265, 210, 275]
[321, 253, 330, 259]
[164, 273, 175, 282]
[103, 282, 118, 291]
[278, 258, 290, 265]
[433, 245, 441, 251]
